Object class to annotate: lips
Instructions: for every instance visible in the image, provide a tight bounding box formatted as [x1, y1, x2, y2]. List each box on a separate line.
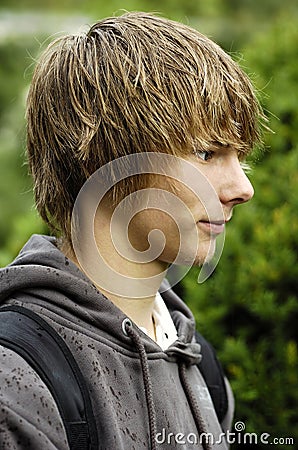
[198, 218, 230, 235]
[198, 221, 224, 234]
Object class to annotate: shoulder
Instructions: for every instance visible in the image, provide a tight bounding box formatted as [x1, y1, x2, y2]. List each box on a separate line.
[0, 345, 68, 450]
[195, 332, 234, 429]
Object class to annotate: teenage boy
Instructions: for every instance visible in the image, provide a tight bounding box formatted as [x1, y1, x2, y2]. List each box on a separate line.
[0, 12, 264, 450]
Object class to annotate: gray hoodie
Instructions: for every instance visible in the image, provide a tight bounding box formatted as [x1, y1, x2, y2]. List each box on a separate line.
[0, 235, 233, 449]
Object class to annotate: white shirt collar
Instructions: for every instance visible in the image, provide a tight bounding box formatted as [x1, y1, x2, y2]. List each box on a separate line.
[139, 292, 178, 351]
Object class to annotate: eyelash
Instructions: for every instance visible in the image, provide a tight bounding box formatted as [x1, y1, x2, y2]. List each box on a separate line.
[193, 149, 214, 161]
[193, 145, 249, 167]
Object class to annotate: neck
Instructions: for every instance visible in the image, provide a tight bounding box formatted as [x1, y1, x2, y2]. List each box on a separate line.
[97, 208, 166, 341]
[103, 292, 157, 340]
[61, 204, 167, 341]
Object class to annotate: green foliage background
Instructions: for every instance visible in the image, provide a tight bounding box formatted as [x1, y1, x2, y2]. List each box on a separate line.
[0, 1, 297, 448]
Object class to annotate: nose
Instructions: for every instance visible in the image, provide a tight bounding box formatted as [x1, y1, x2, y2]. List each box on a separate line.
[219, 157, 254, 207]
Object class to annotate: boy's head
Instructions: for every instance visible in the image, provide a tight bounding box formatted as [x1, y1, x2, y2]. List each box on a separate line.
[26, 12, 264, 241]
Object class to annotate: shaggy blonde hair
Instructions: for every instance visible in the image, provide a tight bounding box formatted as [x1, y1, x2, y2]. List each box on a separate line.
[26, 12, 264, 239]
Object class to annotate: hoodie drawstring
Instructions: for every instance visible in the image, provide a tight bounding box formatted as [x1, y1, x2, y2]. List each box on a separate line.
[123, 318, 212, 450]
[179, 362, 212, 450]
[124, 319, 157, 450]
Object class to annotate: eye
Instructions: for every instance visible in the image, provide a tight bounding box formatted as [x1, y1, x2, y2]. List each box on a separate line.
[193, 149, 214, 161]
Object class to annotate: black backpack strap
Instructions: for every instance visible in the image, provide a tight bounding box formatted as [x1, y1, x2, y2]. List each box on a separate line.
[0, 305, 98, 450]
[195, 330, 228, 423]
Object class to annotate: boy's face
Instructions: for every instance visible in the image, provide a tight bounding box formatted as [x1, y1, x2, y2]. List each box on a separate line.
[72, 146, 254, 296]
[127, 146, 254, 267]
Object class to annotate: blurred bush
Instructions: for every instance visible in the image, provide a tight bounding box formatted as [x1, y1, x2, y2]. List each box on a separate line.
[183, 12, 298, 448]
[0, 38, 47, 265]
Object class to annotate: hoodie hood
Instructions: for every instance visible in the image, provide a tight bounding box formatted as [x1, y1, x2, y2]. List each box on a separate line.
[0, 234, 200, 362]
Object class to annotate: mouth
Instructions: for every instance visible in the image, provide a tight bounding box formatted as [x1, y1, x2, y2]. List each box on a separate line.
[198, 217, 231, 235]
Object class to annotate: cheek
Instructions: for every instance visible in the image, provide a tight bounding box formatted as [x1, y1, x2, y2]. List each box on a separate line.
[127, 207, 218, 266]
[128, 209, 181, 253]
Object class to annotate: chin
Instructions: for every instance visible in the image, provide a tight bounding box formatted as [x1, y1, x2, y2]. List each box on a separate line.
[159, 238, 216, 268]
[193, 239, 216, 267]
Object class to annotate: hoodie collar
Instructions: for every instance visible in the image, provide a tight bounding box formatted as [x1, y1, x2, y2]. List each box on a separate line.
[1, 234, 201, 364]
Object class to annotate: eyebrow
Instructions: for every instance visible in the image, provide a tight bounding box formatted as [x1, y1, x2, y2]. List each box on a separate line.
[210, 141, 230, 148]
